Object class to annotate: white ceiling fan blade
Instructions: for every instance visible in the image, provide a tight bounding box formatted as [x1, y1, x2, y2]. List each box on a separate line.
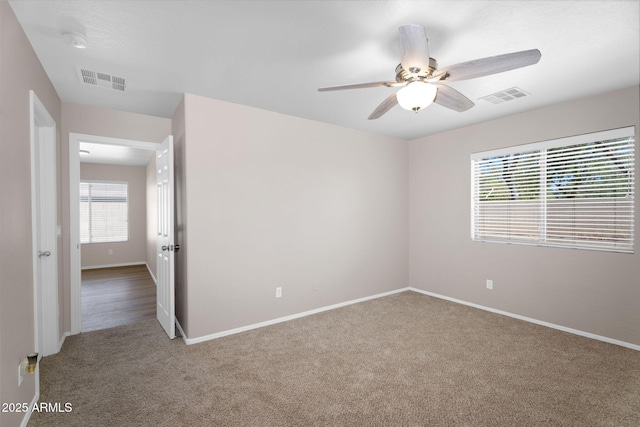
[399, 24, 430, 73]
[433, 49, 541, 82]
[318, 81, 402, 92]
[433, 84, 475, 112]
[368, 93, 399, 120]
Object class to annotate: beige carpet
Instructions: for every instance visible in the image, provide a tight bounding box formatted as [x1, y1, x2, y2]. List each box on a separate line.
[30, 292, 640, 426]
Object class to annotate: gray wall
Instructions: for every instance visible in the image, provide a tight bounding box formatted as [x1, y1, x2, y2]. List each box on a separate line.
[409, 85, 640, 346]
[80, 163, 148, 269]
[173, 94, 409, 339]
[0, 3, 62, 426]
[173, 87, 639, 346]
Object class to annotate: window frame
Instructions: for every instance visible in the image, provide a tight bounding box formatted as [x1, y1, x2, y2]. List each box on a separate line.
[470, 126, 636, 253]
[79, 180, 130, 244]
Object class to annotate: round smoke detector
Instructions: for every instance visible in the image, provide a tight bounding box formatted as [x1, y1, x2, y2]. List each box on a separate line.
[61, 32, 87, 49]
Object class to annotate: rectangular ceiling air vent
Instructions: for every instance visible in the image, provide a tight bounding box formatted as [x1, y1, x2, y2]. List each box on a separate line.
[479, 87, 529, 105]
[77, 67, 126, 92]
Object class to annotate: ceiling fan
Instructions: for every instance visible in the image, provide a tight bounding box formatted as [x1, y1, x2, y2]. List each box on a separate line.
[318, 24, 541, 120]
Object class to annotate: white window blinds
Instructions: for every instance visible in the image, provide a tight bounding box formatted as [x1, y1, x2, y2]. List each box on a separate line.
[80, 181, 129, 243]
[471, 127, 635, 253]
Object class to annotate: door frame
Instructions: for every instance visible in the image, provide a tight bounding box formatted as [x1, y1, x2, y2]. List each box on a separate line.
[30, 90, 59, 357]
[69, 133, 160, 334]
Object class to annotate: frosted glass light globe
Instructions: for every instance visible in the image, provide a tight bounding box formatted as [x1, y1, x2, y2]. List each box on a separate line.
[397, 82, 437, 112]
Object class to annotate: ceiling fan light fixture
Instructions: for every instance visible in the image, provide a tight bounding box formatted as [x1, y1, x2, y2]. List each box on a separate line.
[318, 24, 540, 120]
[396, 82, 437, 112]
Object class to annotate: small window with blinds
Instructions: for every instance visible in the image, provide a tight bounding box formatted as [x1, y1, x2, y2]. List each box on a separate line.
[80, 181, 129, 244]
[471, 127, 635, 253]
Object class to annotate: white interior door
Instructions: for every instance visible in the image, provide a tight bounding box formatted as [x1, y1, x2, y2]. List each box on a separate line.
[30, 91, 59, 356]
[156, 135, 175, 339]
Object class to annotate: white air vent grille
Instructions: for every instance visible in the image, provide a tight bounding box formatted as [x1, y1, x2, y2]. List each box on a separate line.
[480, 87, 529, 104]
[77, 67, 126, 92]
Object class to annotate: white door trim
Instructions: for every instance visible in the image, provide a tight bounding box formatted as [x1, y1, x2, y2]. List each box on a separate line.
[30, 90, 58, 357]
[69, 133, 160, 334]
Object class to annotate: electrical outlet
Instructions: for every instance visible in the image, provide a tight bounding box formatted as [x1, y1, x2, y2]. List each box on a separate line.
[18, 360, 26, 386]
[275, 287, 282, 298]
[108, 249, 113, 255]
[486, 279, 493, 290]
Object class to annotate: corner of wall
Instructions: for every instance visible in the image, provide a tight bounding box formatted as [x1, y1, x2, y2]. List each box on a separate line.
[171, 95, 188, 335]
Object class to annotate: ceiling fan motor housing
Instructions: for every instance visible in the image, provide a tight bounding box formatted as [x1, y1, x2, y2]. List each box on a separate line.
[395, 58, 438, 83]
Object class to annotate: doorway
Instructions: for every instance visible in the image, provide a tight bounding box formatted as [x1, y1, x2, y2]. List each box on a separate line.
[30, 91, 59, 357]
[69, 133, 160, 334]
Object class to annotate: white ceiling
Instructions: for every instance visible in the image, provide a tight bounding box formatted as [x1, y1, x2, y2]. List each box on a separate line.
[79, 141, 154, 166]
[10, 0, 640, 142]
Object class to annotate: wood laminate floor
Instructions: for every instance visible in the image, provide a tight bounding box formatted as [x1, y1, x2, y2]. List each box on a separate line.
[81, 265, 156, 332]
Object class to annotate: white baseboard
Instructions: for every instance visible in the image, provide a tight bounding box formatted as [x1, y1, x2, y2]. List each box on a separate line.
[181, 287, 411, 345]
[145, 263, 157, 285]
[81, 261, 146, 270]
[175, 319, 187, 344]
[410, 287, 640, 351]
[78, 261, 156, 282]
[57, 331, 70, 353]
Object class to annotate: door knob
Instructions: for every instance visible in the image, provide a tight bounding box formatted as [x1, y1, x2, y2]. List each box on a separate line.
[38, 251, 51, 258]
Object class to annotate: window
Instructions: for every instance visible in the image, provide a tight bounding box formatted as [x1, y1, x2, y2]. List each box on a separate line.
[471, 127, 635, 253]
[80, 181, 129, 243]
